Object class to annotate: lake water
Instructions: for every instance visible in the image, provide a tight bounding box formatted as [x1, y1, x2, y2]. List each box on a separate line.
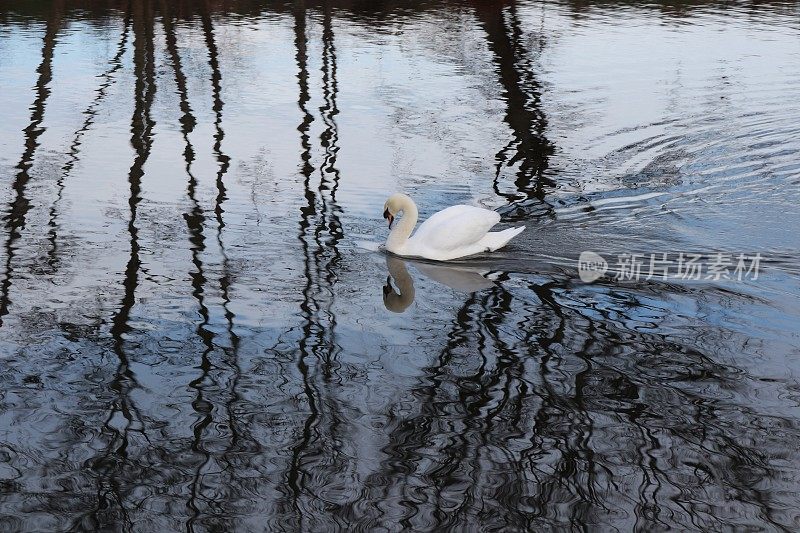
[0, 0, 799, 530]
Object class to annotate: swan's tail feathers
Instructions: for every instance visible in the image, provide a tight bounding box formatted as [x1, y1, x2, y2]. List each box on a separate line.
[485, 225, 525, 252]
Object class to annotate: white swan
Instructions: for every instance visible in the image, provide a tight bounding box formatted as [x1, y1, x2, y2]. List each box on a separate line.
[382, 193, 525, 261]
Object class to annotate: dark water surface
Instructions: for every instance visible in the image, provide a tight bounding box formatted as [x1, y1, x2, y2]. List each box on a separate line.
[1, 0, 799, 530]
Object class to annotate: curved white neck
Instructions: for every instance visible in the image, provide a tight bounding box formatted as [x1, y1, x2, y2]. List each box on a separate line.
[386, 197, 418, 250]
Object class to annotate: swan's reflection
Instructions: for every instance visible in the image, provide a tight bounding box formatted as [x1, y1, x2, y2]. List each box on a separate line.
[383, 255, 496, 313]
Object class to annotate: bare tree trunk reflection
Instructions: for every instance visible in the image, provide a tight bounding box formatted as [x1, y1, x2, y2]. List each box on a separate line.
[473, 1, 555, 219]
[159, 4, 220, 528]
[200, 4, 254, 528]
[47, 6, 132, 271]
[78, 0, 156, 528]
[279, 3, 347, 528]
[0, 0, 63, 326]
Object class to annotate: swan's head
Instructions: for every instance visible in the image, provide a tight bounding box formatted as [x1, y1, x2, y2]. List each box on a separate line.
[383, 193, 411, 228]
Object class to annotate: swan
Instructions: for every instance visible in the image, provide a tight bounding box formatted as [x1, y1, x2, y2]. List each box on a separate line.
[382, 193, 524, 261]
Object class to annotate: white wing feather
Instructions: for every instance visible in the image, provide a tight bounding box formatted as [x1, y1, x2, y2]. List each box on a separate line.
[410, 205, 501, 252]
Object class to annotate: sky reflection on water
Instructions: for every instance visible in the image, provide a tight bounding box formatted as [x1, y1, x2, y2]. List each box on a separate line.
[0, 1, 799, 530]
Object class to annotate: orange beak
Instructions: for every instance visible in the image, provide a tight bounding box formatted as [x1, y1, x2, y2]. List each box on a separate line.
[383, 208, 394, 228]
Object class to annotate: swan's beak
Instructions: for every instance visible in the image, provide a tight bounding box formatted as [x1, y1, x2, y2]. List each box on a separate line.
[383, 209, 394, 228]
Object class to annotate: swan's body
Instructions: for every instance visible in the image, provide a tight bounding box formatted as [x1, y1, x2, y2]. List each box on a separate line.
[382, 193, 524, 261]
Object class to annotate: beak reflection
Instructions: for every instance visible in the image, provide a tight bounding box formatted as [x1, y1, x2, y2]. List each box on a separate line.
[383, 256, 414, 313]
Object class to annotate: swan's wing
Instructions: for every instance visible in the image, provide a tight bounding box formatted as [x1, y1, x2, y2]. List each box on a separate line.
[412, 205, 501, 251]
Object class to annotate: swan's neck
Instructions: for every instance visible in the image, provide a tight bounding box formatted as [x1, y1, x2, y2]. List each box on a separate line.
[386, 197, 418, 251]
